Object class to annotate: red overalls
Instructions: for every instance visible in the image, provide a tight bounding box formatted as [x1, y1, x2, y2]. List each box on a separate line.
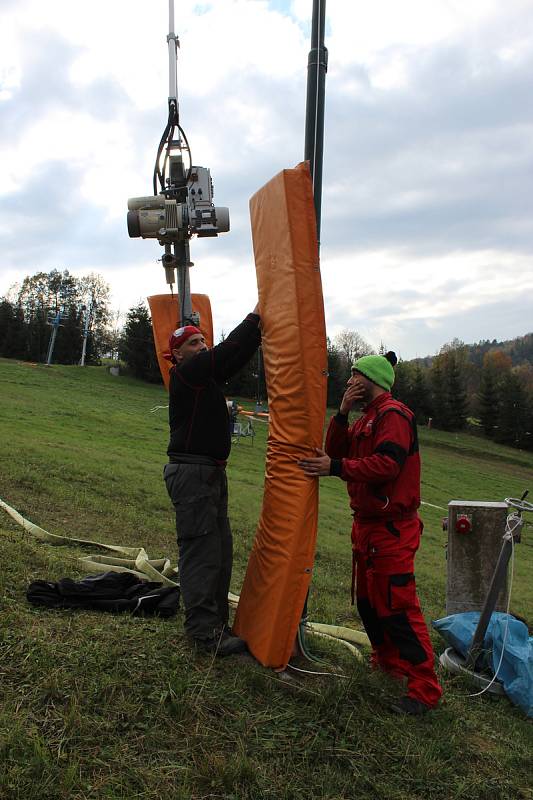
[326, 394, 442, 708]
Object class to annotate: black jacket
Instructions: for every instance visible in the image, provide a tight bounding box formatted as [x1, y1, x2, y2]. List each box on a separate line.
[167, 313, 261, 462]
[27, 572, 180, 617]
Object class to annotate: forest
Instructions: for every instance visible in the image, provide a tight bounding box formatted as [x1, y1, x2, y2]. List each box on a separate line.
[1, 270, 532, 450]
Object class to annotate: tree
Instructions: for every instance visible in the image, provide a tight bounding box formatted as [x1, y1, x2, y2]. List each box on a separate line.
[447, 351, 469, 430]
[392, 361, 412, 407]
[326, 337, 346, 408]
[391, 361, 432, 424]
[106, 309, 124, 361]
[428, 344, 469, 431]
[0, 299, 26, 359]
[78, 273, 112, 363]
[54, 305, 84, 365]
[119, 302, 162, 383]
[430, 356, 452, 429]
[334, 329, 373, 373]
[495, 372, 529, 448]
[0, 299, 14, 351]
[477, 365, 500, 437]
[11, 269, 112, 364]
[477, 350, 512, 437]
[410, 364, 432, 424]
[525, 393, 533, 452]
[224, 342, 266, 402]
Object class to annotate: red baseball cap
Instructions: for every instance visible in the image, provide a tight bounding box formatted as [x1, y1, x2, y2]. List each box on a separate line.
[163, 325, 203, 361]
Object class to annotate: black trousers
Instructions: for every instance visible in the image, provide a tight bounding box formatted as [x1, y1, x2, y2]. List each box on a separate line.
[163, 462, 232, 641]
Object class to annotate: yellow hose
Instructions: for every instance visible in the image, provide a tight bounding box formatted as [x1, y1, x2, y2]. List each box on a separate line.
[2, 498, 370, 659]
[0, 498, 179, 587]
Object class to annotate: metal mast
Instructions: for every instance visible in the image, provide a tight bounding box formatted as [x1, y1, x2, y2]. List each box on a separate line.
[80, 301, 93, 367]
[167, 0, 193, 326]
[298, 0, 328, 659]
[304, 0, 328, 247]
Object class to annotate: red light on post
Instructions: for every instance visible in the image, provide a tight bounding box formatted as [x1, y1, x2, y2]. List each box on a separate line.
[456, 514, 472, 534]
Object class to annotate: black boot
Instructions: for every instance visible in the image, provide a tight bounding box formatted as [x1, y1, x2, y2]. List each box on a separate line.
[195, 630, 248, 657]
[390, 696, 433, 716]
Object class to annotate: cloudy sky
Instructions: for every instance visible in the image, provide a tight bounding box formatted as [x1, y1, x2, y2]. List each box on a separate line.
[1, 0, 532, 358]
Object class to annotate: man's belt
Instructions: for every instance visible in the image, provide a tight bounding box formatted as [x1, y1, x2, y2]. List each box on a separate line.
[168, 453, 227, 467]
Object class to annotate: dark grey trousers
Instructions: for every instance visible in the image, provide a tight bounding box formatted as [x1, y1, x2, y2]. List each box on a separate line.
[163, 462, 232, 641]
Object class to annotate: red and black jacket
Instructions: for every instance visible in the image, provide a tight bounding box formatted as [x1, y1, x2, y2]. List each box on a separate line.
[325, 393, 420, 522]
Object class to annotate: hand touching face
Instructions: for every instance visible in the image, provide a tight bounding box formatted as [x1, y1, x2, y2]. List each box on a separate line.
[339, 375, 366, 414]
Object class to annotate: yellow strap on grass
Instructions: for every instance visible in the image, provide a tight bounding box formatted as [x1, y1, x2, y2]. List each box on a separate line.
[228, 588, 370, 653]
[0, 497, 179, 587]
[305, 621, 370, 647]
[2, 497, 370, 655]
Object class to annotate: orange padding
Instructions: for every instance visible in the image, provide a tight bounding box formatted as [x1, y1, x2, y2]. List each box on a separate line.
[233, 162, 327, 669]
[239, 410, 270, 420]
[147, 294, 213, 389]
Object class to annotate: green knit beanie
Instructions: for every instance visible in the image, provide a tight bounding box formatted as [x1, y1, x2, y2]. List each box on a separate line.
[352, 354, 395, 391]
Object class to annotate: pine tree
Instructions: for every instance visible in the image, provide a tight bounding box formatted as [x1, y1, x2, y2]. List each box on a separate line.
[410, 364, 432, 424]
[27, 311, 50, 363]
[525, 394, 533, 452]
[223, 343, 266, 401]
[446, 352, 469, 429]
[495, 372, 529, 447]
[478, 350, 513, 437]
[477, 365, 500, 436]
[119, 303, 161, 383]
[0, 300, 15, 357]
[326, 338, 346, 408]
[54, 305, 84, 364]
[392, 361, 412, 407]
[0, 300, 27, 359]
[430, 357, 452, 429]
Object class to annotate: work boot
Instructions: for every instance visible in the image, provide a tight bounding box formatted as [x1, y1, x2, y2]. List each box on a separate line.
[195, 631, 248, 657]
[389, 696, 433, 716]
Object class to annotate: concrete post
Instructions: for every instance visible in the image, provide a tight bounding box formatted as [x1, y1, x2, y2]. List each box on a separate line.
[446, 500, 509, 615]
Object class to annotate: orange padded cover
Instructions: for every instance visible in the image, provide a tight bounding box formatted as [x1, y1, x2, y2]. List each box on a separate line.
[147, 294, 213, 389]
[233, 162, 327, 668]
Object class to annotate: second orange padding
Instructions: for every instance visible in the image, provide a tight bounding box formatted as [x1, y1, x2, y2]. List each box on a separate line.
[233, 162, 328, 669]
[147, 294, 213, 389]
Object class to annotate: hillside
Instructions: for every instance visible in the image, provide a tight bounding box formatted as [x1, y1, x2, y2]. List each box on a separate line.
[0, 358, 532, 800]
[413, 331, 533, 367]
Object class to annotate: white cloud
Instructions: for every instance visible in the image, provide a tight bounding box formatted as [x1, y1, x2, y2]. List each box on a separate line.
[0, 0, 532, 359]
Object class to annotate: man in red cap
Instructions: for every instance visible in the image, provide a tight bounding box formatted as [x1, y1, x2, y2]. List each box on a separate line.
[163, 306, 260, 657]
[298, 352, 442, 714]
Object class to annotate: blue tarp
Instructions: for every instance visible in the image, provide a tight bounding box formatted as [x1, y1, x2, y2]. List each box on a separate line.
[433, 612, 533, 717]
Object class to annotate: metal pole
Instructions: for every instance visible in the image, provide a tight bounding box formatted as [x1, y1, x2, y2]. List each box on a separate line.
[297, 0, 328, 657]
[466, 517, 522, 669]
[80, 302, 92, 367]
[168, 0, 178, 107]
[46, 326, 57, 365]
[176, 241, 193, 325]
[304, 0, 328, 246]
[46, 311, 61, 365]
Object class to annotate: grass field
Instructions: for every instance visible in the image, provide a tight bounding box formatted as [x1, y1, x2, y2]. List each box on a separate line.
[1, 358, 532, 800]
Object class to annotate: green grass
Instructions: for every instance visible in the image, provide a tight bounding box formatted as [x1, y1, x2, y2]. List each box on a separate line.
[0, 358, 532, 800]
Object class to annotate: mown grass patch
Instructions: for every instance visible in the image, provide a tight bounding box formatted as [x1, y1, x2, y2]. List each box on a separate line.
[1, 358, 532, 800]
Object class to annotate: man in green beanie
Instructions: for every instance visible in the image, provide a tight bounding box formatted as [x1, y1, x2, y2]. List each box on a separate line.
[298, 352, 442, 715]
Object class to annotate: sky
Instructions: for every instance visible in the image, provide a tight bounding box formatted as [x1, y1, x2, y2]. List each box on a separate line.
[1, 0, 532, 359]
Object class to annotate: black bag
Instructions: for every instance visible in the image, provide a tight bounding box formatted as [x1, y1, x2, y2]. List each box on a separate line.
[27, 571, 180, 617]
